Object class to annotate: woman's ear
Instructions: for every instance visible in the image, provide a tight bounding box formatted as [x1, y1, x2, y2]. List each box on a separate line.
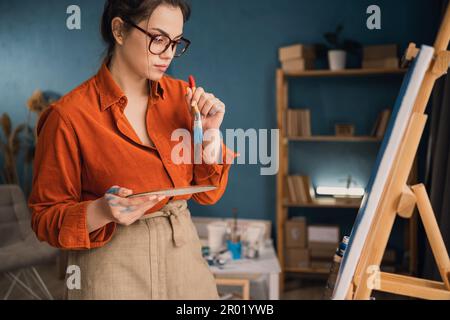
[111, 17, 125, 45]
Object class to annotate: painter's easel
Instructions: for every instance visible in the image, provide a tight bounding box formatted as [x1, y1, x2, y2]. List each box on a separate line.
[348, 4, 450, 300]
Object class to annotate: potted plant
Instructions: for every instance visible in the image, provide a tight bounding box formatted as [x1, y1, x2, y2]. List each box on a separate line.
[320, 25, 361, 71]
[0, 90, 58, 197]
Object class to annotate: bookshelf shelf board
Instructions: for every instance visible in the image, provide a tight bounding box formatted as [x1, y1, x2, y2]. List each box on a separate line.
[283, 68, 407, 78]
[287, 135, 382, 142]
[285, 267, 330, 274]
[284, 197, 362, 209]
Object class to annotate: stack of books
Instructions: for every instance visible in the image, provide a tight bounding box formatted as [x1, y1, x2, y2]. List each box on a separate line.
[279, 44, 316, 73]
[371, 109, 392, 138]
[286, 176, 315, 204]
[362, 44, 399, 69]
[286, 109, 311, 137]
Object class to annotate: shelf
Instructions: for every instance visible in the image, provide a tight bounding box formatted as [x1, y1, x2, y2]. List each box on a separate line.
[287, 135, 382, 142]
[284, 197, 362, 209]
[283, 68, 407, 78]
[285, 267, 330, 274]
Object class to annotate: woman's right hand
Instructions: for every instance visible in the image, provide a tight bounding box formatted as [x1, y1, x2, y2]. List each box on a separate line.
[102, 185, 166, 226]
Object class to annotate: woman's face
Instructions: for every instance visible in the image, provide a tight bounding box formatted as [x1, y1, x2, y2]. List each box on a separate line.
[116, 5, 185, 81]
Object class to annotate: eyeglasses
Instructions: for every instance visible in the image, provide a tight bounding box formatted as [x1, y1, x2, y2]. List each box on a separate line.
[124, 19, 191, 58]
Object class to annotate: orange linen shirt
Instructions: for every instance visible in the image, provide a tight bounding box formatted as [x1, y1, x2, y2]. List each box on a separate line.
[28, 63, 235, 250]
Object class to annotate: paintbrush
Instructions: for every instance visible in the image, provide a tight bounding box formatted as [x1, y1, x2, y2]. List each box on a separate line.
[188, 75, 203, 146]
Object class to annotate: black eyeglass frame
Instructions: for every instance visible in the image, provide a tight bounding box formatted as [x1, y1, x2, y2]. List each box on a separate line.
[123, 18, 191, 58]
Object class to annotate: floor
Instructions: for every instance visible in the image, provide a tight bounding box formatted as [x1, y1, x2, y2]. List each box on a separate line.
[0, 260, 407, 300]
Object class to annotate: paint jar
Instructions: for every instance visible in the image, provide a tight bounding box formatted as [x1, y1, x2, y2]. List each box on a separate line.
[226, 240, 242, 260]
[207, 222, 227, 254]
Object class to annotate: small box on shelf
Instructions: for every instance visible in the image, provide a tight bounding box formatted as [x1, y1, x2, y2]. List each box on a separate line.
[307, 225, 340, 245]
[310, 260, 332, 270]
[309, 242, 338, 259]
[285, 248, 310, 269]
[281, 59, 315, 73]
[335, 124, 355, 137]
[284, 217, 307, 248]
[362, 44, 399, 69]
[279, 44, 316, 61]
[279, 44, 316, 73]
[308, 225, 339, 269]
[362, 57, 399, 69]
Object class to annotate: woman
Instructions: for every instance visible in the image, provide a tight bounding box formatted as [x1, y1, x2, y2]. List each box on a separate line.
[28, 0, 235, 300]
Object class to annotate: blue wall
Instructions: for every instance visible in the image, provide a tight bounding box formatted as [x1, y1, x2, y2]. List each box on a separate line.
[0, 0, 440, 244]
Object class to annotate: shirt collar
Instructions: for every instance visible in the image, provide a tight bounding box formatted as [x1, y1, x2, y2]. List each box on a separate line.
[95, 62, 165, 112]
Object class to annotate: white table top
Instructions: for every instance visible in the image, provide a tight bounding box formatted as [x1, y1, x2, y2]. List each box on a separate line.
[209, 241, 281, 275]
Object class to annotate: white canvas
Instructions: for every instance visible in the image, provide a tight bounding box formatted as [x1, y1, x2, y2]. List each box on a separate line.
[332, 45, 435, 300]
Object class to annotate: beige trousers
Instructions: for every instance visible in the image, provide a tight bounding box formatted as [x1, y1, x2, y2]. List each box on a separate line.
[65, 200, 219, 300]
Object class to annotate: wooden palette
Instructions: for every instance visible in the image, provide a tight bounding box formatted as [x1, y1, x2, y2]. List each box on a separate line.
[126, 185, 217, 198]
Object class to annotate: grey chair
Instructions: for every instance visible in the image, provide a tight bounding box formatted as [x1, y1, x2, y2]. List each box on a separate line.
[0, 184, 59, 300]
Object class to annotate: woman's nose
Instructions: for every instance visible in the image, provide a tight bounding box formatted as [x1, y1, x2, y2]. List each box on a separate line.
[160, 46, 175, 60]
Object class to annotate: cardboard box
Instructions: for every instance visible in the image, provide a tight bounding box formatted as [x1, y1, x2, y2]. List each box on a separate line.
[279, 44, 316, 62]
[362, 57, 399, 69]
[285, 217, 307, 248]
[310, 260, 332, 270]
[309, 242, 337, 259]
[285, 248, 310, 269]
[281, 58, 315, 72]
[363, 44, 398, 60]
[307, 225, 340, 244]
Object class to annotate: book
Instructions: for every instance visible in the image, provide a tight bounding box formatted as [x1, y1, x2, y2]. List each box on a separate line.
[301, 110, 311, 136]
[371, 109, 391, 138]
[302, 176, 315, 203]
[286, 109, 312, 137]
[287, 176, 315, 204]
[371, 112, 382, 136]
[287, 176, 298, 203]
[376, 109, 392, 138]
[293, 176, 307, 203]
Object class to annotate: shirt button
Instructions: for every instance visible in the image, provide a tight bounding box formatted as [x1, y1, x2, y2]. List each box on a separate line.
[119, 97, 127, 105]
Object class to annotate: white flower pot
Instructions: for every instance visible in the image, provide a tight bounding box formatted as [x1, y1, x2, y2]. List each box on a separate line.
[328, 50, 347, 71]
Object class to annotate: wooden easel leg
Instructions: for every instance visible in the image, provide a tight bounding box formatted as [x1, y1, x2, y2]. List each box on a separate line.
[352, 113, 428, 300]
[365, 185, 450, 300]
[411, 184, 450, 290]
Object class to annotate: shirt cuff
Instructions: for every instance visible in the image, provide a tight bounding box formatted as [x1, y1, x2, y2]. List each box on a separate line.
[58, 200, 116, 250]
[195, 144, 238, 182]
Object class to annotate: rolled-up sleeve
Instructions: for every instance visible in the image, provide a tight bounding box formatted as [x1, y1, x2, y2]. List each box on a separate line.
[192, 142, 237, 205]
[28, 106, 115, 250]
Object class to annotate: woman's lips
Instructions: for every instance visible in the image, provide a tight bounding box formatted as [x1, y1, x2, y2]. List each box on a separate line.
[154, 65, 168, 72]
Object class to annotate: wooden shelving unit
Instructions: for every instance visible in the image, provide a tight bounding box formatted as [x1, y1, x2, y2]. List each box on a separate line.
[285, 67, 406, 78]
[276, 67, 411, 292]
[288, 135, 382, 143]
[284, 267, 330, 275]
[284, 197, 362, 209]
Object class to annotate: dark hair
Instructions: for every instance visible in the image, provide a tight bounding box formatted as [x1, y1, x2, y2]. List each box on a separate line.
[101, 0, 191, 63]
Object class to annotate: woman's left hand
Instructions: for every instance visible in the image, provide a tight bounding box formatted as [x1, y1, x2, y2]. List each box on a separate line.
[186, 87, 226, 131]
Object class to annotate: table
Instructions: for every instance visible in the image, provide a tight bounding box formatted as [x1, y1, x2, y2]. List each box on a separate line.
[208, 241, 281, 300]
